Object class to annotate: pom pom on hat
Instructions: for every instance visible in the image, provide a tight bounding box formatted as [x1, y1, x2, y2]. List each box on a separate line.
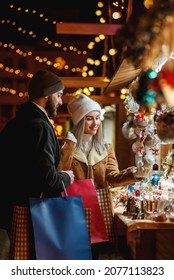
[67, 94, 102, 125]
[28, 70, 64, 99]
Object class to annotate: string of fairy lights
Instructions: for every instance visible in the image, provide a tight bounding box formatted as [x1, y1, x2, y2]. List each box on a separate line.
[0, 1, 128, 97]
[0, 42, 84, 73]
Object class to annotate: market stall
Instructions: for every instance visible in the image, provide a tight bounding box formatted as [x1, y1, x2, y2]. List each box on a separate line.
[110, 155, 174, 260]
[113, 209, 174, 260]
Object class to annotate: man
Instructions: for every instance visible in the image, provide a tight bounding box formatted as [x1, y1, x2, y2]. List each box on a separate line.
[0, 70, 74, 259]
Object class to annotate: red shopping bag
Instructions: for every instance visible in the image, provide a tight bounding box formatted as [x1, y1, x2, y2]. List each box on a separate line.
[63, 179, 108, 244]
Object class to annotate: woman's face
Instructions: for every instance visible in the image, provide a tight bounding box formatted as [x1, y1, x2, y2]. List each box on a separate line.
[84, 110, 101, 135]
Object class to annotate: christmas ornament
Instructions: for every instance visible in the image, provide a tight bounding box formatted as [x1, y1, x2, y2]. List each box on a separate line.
[155, 104, 174, 143]
[135, 69, 158, 107]
[162, 148, 174, 176]
[151, 173, 161, 186]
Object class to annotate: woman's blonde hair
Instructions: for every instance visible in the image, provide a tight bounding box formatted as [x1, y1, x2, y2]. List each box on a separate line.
[71, 117, 106, 155]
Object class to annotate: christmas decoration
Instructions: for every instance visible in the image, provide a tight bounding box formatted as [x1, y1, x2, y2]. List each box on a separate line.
[149, 60, 174, 106]
[154, 103, 174, 143]
[135, 69, 158, 107]
[122, 92, 160, 177]
[115, 0, 174, 70]
[162, 149, 174, 176]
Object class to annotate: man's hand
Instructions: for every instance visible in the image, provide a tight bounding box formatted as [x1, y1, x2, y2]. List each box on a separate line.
[62, 170, 75, 185]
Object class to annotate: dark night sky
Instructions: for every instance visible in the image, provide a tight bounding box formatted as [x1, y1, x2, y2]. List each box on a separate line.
[0, 1, 143, 78]
[0, 0, 99, 45]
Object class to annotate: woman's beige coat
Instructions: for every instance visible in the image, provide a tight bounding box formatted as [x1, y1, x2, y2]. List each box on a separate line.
[59, 139, 137, 189]
[59, 138, 137, 243]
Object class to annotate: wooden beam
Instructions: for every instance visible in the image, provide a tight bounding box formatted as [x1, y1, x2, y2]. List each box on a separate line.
[0, 95, 26, 105]
[62, 95, 121, 105]
[56, 22, 124, 35]
[0, 94, 121, 105]
[61, 76, 110, 88]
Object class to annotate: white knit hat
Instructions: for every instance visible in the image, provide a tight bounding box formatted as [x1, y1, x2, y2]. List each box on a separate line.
[67, 94, 102, 125]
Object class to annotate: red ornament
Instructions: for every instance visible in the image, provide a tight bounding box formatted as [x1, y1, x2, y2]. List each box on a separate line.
[160, 70, 174, 87]
[135, 189, 140, 196]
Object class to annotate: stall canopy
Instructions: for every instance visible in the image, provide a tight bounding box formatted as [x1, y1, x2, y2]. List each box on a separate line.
[104, 59, 141, 94]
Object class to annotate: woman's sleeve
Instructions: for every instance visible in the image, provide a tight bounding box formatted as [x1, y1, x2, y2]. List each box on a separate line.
[105, 144, 137, 187]
[59, 138, 76, 170]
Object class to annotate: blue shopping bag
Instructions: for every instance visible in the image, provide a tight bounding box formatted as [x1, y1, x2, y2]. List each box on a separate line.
[29, 184, 92, 260]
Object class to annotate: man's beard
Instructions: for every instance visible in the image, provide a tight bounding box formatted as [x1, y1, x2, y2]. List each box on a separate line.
[45, 97, 57, 118]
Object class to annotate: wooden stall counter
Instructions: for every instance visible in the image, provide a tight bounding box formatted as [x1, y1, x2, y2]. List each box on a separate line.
[113, 207, 174, 260]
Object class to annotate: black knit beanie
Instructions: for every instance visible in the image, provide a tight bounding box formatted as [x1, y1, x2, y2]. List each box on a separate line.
[28, 70, 64, 99]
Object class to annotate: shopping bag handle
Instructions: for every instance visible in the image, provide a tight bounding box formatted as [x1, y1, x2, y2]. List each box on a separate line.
[61, 179, 68, 199]
[39, 179, 68, 199]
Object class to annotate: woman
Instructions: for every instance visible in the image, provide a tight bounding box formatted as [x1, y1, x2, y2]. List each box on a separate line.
[59, 94, 138, 259]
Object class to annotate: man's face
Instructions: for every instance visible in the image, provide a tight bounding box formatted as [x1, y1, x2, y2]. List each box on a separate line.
[45, 91, 63, 117]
